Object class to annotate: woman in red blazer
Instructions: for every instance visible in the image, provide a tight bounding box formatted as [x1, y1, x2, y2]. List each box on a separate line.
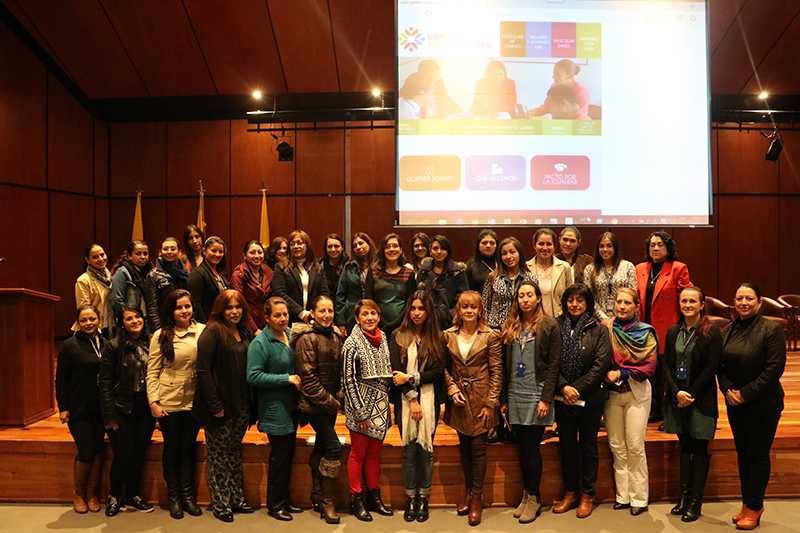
[635, 232, 691, 422]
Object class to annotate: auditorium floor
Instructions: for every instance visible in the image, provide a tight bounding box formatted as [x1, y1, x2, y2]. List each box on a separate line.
[2, 500, 799, 533]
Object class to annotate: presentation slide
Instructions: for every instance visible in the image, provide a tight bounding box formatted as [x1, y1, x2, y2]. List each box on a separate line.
[395, 0, 711, 227]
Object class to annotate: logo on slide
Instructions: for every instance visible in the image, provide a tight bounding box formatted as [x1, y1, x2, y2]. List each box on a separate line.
[491, 164, 504, 174]
[399, 27, 425, 51]
[554, 163, 568, 172]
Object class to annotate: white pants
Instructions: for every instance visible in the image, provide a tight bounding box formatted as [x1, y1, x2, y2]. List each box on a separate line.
[604, 390, 651, 507]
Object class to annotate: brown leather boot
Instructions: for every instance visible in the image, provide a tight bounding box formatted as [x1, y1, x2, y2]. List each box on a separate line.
[736, 507, 764, 530]
[553, 491, 576, 513]
[732, 503, 747, 523]
[318, 458, 341, 524]
[85, 456, 102, 512]
[468, 492, 483, 526]
[576, 493, 593, 518]
[457, 490, 471, 515]
[72, 460, 90, 514]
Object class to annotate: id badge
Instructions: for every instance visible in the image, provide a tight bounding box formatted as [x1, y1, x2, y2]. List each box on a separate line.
[516, 361, 526, 377]
[606, 298, 615, 312]
[676, 364, 687, 381]
[137, 377, 147, 392]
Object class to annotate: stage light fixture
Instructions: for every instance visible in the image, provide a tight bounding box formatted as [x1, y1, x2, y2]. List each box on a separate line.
[372, 88, 381, 96]
[759, 91, 768, 99]
[270, 131, 294, 161]
[761, 128, 783, 162]
[253, 91, 262, 99]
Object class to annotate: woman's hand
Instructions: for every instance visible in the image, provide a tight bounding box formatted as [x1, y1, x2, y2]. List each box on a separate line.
[105, 422, 119, 431]
[605, 370, 621, 383]
[537, 401, 550, 419]
[562, 386, 580, 405]
[357, 418, 371, 432]
[676, 391, 694, 408]
[478, 406, 495, 429]
[500, 403, 509, 417]
[410, 399, 423, 421]
[337, 325, 347, 337]
[288, 374, 302, 389]
[301, 312, 313, 325]
[392, 370, 410, 386]
[150, 402, 168, 418]
[213, 409, 225, 418]
[59, 410, 69, 424]
[725, 389, 745, 406]
[451, 391, 466, 406]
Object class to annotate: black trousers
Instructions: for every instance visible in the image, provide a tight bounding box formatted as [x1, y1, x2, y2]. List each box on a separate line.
[68, 415, 105, 463]
[107, 396, 156, 498]
[513, 425, 546, 497]
[266, 432, 297, 511]
[158, 410, 200, 497]
[457, 432, 488, 495]
[676, 432, 709, 456]
[555, 401, 604, 496]
[727, 402, 782, 511]
[306, 412, 342, 461]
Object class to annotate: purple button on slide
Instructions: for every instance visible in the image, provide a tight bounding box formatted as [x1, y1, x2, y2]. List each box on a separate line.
[465, 155, 526, 190]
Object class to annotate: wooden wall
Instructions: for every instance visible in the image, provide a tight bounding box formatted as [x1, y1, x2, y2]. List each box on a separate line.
[106, 122, 800, 311]
[0, 23, 108, 335]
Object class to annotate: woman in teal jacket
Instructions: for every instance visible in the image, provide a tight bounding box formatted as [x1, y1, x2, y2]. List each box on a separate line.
[247, 296, 303, 521]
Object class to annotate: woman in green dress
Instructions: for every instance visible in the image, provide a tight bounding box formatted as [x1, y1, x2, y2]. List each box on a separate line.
[661, 286, 721, 522]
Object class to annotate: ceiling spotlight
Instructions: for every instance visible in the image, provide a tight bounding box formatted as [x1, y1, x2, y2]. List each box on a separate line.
[372, 88, 381, 96]
[758, 91, 768, 99]
[253, 91, 262, 99]
[760, 128, 783, 162]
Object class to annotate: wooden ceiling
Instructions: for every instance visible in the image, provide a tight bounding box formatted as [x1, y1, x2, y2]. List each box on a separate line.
[1, 0, 798, 104]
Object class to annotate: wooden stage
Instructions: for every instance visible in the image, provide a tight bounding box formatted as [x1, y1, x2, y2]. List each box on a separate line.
[2, 358, 799, 509]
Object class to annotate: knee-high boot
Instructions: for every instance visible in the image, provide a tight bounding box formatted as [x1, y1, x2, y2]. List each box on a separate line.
[72, 460, 90, 514]
[309, 453, 323, 511]
[86, 455, 103, 512]
[318, 458, 340, 524]
[671, 451, 692, 515]
[683, 454, 710, 522]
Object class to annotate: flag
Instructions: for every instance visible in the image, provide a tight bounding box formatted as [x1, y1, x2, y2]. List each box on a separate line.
[197, 184, 206, 233]
[259, 188, 270, 245]
[132, 191, 144, 241]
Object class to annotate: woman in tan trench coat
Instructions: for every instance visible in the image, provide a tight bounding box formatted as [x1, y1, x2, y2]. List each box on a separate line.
[443, 290, 503, 526]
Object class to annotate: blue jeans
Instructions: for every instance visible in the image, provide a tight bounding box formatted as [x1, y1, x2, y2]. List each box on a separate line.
[395, 403, 438, 495]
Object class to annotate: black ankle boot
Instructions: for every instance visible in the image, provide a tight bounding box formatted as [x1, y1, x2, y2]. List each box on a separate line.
[404, 496, 417, 522]
[682, 498, 703, 522]
[671, 451, 693, 515]
[180, 495, 202, 516]
[168, 496, 184, 519]
[350, 492, 372, 521]
[417, 497, 429, 522]
[366, 488, 393, 516]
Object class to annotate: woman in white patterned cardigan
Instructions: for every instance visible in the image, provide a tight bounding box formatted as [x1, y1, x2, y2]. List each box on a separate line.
[342, 299, 394, 521]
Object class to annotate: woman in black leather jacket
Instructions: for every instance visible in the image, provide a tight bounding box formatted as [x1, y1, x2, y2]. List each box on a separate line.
[552, 283, 611, 519]
[98, 304, 156, 516]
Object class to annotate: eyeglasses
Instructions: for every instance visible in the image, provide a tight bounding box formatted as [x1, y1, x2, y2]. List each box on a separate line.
[385, 244, 401, 250]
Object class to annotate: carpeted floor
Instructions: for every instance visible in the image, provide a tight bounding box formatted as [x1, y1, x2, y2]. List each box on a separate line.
[2, 500, 799, 533]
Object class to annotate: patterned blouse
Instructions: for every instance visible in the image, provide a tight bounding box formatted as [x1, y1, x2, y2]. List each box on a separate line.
[482, 270, 539, 329]
[583, 260, 637, 322]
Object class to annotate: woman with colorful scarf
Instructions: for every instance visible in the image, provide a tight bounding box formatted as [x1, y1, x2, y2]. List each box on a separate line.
[342, 299, 394, 521]
[603, 287, 658, 516]
[552, 283, 611, 519]
[74, 244, 114, 337]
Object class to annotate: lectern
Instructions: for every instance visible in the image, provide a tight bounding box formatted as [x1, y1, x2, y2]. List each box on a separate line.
[0, 288, 60, 425]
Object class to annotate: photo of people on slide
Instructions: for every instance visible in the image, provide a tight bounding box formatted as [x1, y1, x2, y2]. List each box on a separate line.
[397, 56, 601, 123]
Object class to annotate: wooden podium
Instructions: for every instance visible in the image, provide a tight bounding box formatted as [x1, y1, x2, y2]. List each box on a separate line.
[0, 289, 60, 426]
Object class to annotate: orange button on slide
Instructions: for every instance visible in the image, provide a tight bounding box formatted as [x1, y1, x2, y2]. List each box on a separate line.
[399, 156, 462, 191]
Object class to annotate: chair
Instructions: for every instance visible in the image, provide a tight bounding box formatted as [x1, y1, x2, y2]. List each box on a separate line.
[777, 295, 800, 350]
[759, 297, 792, 349]
[705, 296, 734, 330]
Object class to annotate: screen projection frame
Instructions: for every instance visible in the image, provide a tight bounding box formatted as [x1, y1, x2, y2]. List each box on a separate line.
[394, 0, 713, 229]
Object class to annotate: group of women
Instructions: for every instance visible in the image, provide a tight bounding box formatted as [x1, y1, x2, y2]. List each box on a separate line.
[55, 225, 786, 530]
